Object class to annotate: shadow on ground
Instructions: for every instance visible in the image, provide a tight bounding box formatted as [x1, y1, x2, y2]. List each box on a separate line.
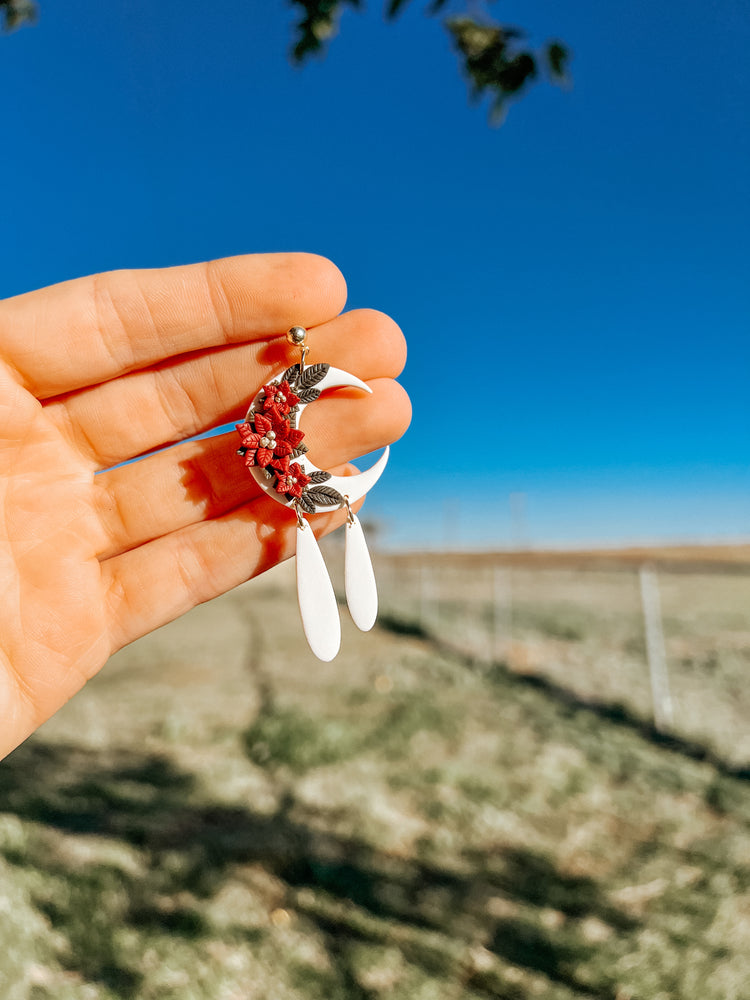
[376, 614, 750, 784]
[0, 739, 636, 1000]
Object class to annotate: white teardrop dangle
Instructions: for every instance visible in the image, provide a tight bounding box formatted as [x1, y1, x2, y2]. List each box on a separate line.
[295, 510, 341, 662]
[344, 503, 378, 632]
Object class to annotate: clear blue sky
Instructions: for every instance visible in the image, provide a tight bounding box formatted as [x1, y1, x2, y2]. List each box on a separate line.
[2, 0, 748, 547]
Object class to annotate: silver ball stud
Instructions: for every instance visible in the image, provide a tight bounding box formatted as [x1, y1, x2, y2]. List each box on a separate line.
[287, 325, 307, 345]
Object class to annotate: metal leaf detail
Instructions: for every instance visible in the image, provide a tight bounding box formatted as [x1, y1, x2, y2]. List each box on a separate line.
[304, 486, 345, 507]
[295, 492, 317, 514]
[299, 363, 329, 388]
[292, 444, 308, 458]
[308, 470, 331, 484]
[297, 388, 321, 404]
[283, 364, 301, 385]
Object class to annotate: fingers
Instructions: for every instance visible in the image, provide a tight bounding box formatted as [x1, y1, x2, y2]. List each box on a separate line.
[1, 253, 347, 399]
[102, 486, 361, 652]
[94, 378, 411, 560]
[46, 308, 407, 469]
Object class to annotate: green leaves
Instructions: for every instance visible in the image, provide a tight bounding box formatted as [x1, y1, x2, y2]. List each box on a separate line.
[446, 17, 569, 123]
[385, 0, 410, 19]
[289, 1, 570, 124]
[0, 0, 36, 31]
[6, 1, 570, 125]
[290, 0, 363, 62]
[546, 41, 569, 81]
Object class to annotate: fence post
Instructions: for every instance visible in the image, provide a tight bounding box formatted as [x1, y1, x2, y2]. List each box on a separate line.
[639, 563, 674, 731]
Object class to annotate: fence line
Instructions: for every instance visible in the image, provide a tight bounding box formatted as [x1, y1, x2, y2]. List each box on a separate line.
[372, 554, 750, 761]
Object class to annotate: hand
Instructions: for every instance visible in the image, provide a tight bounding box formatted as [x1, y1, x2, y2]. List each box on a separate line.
[0, 253, 410, 760]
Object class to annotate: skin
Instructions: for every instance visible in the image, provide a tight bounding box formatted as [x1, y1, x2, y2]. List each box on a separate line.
[0, 252, 411, 760]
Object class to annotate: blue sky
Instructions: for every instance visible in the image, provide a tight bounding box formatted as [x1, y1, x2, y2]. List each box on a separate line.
[1, 0, 748, 547]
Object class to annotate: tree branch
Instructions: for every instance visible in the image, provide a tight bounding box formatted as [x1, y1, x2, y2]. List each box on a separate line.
[289, 0, 570, 122]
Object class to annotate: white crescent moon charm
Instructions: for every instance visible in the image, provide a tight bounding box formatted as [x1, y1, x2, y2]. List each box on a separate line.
[236, 362, 389, 514]
[236, 329, 390, 661]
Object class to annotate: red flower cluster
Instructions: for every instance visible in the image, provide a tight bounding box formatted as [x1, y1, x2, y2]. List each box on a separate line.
[275, 463, 311, 499]
[235, 411, 304, 469]
[236, 374, 320, 502]
[259, 379, 299, 418]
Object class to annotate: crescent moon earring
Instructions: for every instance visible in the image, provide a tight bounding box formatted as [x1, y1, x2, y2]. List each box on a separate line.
[235, 326, 389, 661]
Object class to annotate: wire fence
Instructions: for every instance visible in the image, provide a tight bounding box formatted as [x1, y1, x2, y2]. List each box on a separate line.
[370, 552, 750, 769]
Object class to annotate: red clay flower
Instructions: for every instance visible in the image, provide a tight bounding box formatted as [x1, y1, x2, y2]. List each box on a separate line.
[236, 413, 305, 468]
[260, 379, 300, 417]
[271, 421, 304, 457]
[236, 413, 280, 468]
[275, 463, 311, 499]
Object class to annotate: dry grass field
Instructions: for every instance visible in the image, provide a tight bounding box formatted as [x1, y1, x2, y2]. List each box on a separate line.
[1, 543, 750, 1000]
[375, 545, 750, 765]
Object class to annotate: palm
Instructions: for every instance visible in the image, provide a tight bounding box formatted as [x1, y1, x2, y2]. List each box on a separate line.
[0, 390, 109, 737]
[0, 254, 409, 759]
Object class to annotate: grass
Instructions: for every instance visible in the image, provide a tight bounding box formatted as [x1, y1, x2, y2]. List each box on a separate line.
[375, 556, 750, 766]
[1, 555, 750, 998]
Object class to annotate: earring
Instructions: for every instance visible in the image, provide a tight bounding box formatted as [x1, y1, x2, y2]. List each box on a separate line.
[236, 326, 389, 660]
